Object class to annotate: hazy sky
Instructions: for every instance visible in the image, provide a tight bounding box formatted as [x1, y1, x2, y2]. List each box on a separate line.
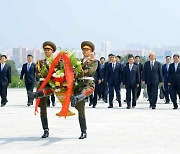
[1, 0, 180, 50]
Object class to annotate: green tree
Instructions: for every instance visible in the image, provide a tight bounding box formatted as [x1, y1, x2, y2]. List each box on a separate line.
[6, 60, 25, 88]
[6, 60, 19, 77]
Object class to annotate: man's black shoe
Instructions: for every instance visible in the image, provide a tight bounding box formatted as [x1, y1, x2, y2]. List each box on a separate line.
[103, 99, 107, 103]
[89, 102, 93, 106]
[173, 106, 178, 109]
[126, 106, 130, 109]
[27, 102, 31, 106]
[108, 106, 113, 108]
[79, 133, 87, 139]
[41, 130, 49, 138]
[152, 107, 156, 109]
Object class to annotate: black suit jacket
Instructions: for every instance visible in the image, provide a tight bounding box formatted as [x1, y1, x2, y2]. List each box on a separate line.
[99, 63, 105, 81]
[142, 61, 162, 85]
[20, 63, 36, 84]
[168, 63, 180, 86]
[136, 62, 143, 80]
[103, 61, 110, 82]
[0, 63, 11, 85]
[94, 60, 102, 84]
[123, 64, 140, 87]
[105, 62, 123, 85]
[162, 63, 170, 83]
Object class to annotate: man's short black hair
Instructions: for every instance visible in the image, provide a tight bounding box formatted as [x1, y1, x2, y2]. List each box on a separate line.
[116, 55, 121, 59]
[173, 54, 179, 58]
[27, 54, 33, 58]
[100, 57, 105, 60]
[135, 55, 140, 59]
[108, 53, 114, 57]
[1, 55, 7, 59]
[128, 54, 134, 59]
[166, 56, 171, 59]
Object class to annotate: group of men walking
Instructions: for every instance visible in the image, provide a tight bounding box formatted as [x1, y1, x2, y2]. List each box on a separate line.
[90, 52, 180, 110]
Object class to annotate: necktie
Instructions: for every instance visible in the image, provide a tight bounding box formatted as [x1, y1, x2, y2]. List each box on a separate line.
[150, 62, 153, 70]
[1, 64, 4, 71]
[166, 64, 169, 71]
[27, 64, 30, 72]
[175, 63, 178, 72]
[113, 64, 115, 71]
[130, 65, 132, 71]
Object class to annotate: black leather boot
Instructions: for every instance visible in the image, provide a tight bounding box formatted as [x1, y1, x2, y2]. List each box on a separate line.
[79, 132, 87, 139]
[41, 129, 49, 138]
[71, 94, 85, 107]
[28, 91, 44, 102]
[40, 115, 49, 138]
[78, 117, 87, 139]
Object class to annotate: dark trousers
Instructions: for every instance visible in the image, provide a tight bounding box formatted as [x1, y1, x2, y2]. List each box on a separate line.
[136, 84, 141, 99]
[39, 97, 49, 131]
[170, 84, 180, 108]
[164, 81, 171, 102]
[103, 82, 108, 101]
[98, 81, 106, 99]
[126, 85, 137, 107]
[47, 94, 55, 106]
[92, 83, 98, 107]
[147, 84, 158, 107]
[25, 82, 35, 103]
[109, 82, 121, 106]
[74, 80, 95, 133]
[0, 84, 8, 104]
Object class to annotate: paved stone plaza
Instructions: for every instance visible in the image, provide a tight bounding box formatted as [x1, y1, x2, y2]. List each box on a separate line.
[0, 88, 180, 154]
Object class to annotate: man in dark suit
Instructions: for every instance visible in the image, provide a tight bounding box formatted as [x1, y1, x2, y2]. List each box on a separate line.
[98, 57, 105, 100]
[89, 52, 101, 108]
[162, 56, 171, 104]
[0, 55, 11, 107]
[103, 54, 113, 103]
[135, 56, 143, 99]
[116, 55, 121, 63]
[168, 54, 180, 109]
[20, 54, 36, 106]
[105, 54, 123, 108]
[142, 52, 163, 109]
[123, 54, 140, 109]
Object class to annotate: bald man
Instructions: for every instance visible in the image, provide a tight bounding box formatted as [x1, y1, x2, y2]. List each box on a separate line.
[142, 52, 163, 109]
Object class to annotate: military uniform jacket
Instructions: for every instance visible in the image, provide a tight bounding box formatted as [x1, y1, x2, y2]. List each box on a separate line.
[78, 58, 98, 79]
[36, 59, 50, 82]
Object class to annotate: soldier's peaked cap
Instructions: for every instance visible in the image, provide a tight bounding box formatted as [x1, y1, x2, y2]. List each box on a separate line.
[43, 41, 56, 52]
[81, 41, 95, 52]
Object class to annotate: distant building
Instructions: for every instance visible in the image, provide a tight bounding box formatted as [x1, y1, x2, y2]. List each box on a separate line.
[102, 41, 111, 58]
[12, 47, 26, 64]
[12, 47, 43, 65]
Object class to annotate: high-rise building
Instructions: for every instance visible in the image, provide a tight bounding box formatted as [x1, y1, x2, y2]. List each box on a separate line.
[12, 47, 26, 64]
[26, 49, 43, 62]
[101, 41, 111, 58]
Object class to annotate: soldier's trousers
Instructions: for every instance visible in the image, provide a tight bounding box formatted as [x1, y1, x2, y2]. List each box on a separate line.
[37, 83, 54, 131]
[74, 80, 95, 133]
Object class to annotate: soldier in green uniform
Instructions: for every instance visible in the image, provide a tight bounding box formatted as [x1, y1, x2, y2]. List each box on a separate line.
[71, 41, 98, 139]
[28, 41, 56, 138]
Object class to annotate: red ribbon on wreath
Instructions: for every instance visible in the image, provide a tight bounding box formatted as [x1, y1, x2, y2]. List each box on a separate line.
[34, 52, 74, 118]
